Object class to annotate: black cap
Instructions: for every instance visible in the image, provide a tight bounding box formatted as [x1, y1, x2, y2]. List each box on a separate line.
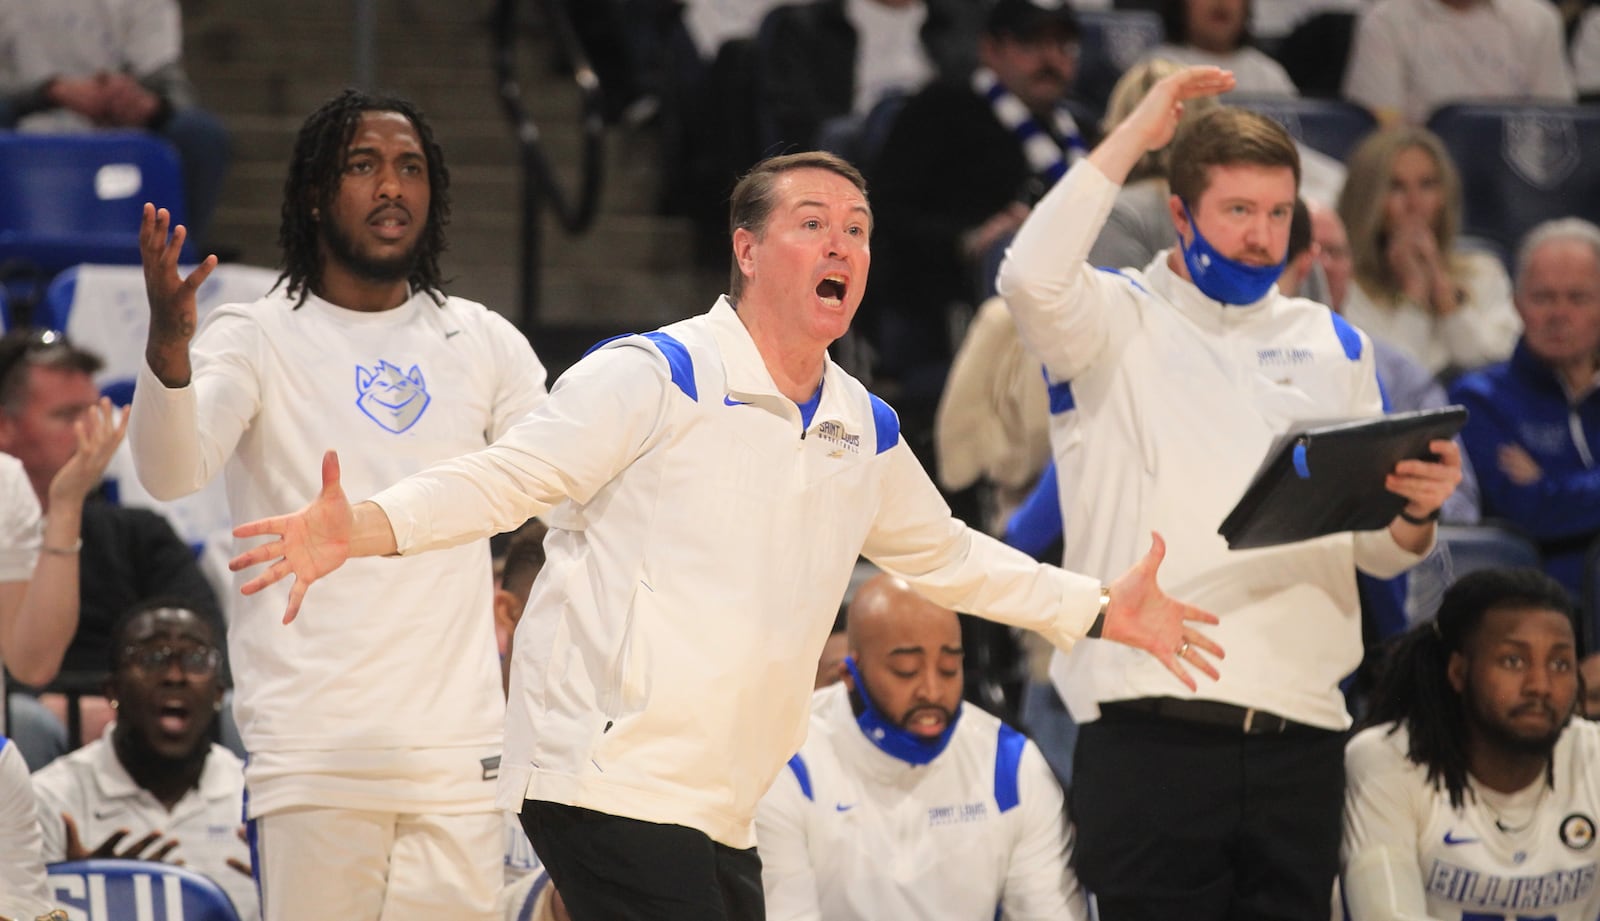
[985, 0, 1080, 40]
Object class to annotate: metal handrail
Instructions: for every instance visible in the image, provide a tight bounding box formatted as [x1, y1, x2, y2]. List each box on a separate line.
[491, 0, 606, 332]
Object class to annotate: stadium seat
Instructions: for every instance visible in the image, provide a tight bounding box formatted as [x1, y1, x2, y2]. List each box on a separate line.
[814, 92, 910, 174]
[47, 859, 243, 921]
[45, 262, 280, 386]
[1426, 103, 1600, 253]
[1229, 95, 1378, 162]
[1435, 523, 1541, 577]
[1405, 523, 1542, 623]
[0, 131, 192, 277]
[1075, 9, 1165, 116]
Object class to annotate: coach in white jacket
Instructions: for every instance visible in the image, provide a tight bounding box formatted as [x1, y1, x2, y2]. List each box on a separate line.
[230, 149, 1220, 921]
[997, 67, 1462, 921]
[756, 574, 1087, 921]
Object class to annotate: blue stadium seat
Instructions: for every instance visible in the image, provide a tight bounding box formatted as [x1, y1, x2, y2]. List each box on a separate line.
[1076, 9, 1165, 116]
[47, 859, 244, 921]
[814, 92, 910, 174]
[1229, 95, 1378, 162]
[0, 131, 192, 276]
[1426, 103, 1600, 253]
[1435, 523, 1541, 578]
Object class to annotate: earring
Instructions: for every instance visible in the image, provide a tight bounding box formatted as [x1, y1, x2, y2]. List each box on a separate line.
[109, 699, 118, 710]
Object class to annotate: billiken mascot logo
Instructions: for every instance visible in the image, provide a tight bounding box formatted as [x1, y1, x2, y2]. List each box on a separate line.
[356, 360, 432, 433]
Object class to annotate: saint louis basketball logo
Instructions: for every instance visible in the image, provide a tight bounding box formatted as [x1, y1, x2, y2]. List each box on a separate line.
[355, 360, 432, 433]
[1560, 813, 1596, 850]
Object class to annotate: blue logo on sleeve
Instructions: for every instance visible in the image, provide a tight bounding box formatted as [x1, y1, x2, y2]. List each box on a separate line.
[356, 360, 432, 433]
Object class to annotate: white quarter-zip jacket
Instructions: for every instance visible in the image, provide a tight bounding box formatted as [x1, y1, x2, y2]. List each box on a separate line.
[756, 683, 1088, 920]
[371, 298, 1105, 848]
[999, 160, 1427, 731]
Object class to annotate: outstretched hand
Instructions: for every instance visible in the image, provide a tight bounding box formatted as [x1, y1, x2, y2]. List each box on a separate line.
[1102, 532, 1224, 690]
[230, 451, 354, 624]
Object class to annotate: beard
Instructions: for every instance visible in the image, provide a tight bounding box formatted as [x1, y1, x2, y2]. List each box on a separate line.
[1467, 692, 1569, 757]
[321, 215, 423, 284]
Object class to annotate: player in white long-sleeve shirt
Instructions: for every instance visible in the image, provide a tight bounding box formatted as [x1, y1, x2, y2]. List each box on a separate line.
[129, 90, 548, 921]
[225, 149, 1222, 921]
[1343, 567, 1600, 921]
[756, 573, 1087, 921]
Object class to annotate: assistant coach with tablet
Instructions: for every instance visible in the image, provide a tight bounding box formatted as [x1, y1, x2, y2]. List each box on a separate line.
[998, 67, 1464, 921]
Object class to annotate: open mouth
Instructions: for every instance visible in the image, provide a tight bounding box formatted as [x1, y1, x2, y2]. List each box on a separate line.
[156, 700, 193, 736]
[905, 708, 949, 737]
[369, 208, 411, 241]
[816, 275, 847, 306]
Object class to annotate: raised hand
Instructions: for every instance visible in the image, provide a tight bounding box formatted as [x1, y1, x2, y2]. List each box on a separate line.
[1102, 532, 1224, 690]
[230, 451, 355, 624]
[1089, 66, 1236, 185]
[139, 202, 217, 387]
[46, 397, 128, 507]
[1125, 66, 1236, 154]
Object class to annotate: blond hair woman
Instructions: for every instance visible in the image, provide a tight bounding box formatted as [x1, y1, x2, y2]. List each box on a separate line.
[1336, 127, 1520, 376]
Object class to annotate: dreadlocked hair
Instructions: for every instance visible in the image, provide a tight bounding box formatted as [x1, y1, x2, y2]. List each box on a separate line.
[1359, 567, 1577, 809]
[275, 88, 452, 307]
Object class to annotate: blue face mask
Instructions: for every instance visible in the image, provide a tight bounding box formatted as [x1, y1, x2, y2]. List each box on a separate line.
[1178, 202, 1286, 305]
[844, 656, 961, 766]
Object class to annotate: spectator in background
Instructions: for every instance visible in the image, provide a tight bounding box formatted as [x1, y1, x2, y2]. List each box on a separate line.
[869, 0, 1093, 442]
[1337, 127, 1521, 378]
[1581, 653, 1600, 718]
[0, 332, 130, 770]
[1342, 568, 1599, 921]
[0, 0, 231, 250]
[1305, 200, 1481, 524]
[1141, 0, 1300, 96]
[756, 574, 1088, 920]
[1343, 0, 1574, 125]
[32, 601, 256, 921]
[0, 330, 221, 749]
[490, 520, 569, 921]
[1577, 7, 1600, 99]
[756, 0, 978, 156]
[814, 605, 850, 690]
[1449, 219, 1600, 607]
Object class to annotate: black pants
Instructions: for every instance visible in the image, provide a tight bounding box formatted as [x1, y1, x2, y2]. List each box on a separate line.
[520, 800, 766, 921]
[1070, 708, 1346, 921]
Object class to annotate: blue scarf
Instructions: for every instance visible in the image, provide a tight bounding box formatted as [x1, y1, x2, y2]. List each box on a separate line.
[973, 67, 1086, 187]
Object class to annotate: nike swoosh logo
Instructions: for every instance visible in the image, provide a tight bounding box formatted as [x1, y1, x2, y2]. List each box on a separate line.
[834, 803, 854, 812]
[93, 809, 121, 820]
[724, 395, 752, 406]
[1443, 830, 1479, 846]
[445, 329, 463, 339]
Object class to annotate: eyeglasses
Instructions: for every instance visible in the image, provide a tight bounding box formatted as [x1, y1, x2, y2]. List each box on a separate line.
[121, 645, 222, 677]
